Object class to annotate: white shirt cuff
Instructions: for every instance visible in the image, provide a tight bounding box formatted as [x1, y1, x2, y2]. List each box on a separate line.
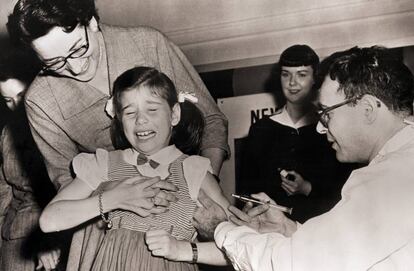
[214, 221, 236, 249]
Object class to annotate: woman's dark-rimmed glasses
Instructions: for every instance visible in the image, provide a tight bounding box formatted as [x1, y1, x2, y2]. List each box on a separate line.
[41, 25, 89, 72]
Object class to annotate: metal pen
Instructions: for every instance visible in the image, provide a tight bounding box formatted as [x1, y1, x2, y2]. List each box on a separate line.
[231, 194, 293, 214]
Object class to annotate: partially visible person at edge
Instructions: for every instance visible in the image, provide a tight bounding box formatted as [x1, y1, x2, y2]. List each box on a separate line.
[40, 67, 231, 270]
[193, 46, 414, 270]
[0, 50, 68, 271]
[239, 44, 354, 223]
[7, 0, 229, 193]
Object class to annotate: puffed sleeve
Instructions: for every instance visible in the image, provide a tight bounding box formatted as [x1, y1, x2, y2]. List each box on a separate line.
[72, 148, 109, 190]
[183, 155, 213, 201]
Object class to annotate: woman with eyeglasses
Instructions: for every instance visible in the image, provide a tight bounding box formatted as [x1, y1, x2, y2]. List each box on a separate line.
[239, 45, 354, 223]
[7, 0, 229, 191]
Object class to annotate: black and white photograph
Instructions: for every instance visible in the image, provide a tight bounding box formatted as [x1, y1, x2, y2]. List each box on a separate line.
[0, 0, 414, 270]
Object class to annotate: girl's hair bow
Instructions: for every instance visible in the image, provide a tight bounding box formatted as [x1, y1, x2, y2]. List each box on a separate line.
[178, 91, 198, 103]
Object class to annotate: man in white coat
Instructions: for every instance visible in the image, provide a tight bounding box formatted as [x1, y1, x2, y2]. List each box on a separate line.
[194, 46, 414, 270]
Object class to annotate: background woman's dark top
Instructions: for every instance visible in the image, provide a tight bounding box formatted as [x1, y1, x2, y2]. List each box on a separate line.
[0, 107, 66, 270]
[238, 115, 354, 223]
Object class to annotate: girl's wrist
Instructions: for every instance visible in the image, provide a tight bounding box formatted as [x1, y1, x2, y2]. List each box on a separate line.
[100, 191, 111, 212]
[100, 190, 117, 212]
[177, 241, 193, 262]
[98, 189, 113, 229]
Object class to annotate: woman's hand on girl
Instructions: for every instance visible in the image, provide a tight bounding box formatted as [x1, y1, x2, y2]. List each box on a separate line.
[153, 190, 178, 207]
[145, 229, 192, 261]
[193, 190, 228, 240]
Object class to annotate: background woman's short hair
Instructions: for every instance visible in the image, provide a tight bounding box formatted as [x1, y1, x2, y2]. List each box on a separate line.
[279, 44, 320, 72]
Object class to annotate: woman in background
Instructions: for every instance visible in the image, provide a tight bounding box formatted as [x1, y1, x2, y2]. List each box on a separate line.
[0, 50, 65, 271]
[239, 44, 353, 223]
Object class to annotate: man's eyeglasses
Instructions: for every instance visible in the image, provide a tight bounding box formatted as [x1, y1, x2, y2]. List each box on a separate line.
[41, 25, 89, 72]
[317, 96, 361, 128]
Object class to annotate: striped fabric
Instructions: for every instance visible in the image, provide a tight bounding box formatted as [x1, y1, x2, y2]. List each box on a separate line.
[106, 150, 197, 241]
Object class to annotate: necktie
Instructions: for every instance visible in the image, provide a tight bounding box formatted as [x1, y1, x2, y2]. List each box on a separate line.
[136, 153, 160, 169]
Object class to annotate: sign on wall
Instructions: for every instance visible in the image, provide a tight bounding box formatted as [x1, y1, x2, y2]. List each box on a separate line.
[217, 92, 278, 202]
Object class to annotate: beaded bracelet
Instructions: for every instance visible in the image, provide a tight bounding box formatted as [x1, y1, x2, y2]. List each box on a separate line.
[190, 242, 198, 263]
[98, 188, 112, 229]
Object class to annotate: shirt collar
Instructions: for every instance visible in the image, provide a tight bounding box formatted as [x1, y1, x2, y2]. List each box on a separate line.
[371, 121, 414, 164]
[270, 105, 317, 129]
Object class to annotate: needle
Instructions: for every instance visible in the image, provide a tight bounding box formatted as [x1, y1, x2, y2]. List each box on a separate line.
[231, 194, 293, 214]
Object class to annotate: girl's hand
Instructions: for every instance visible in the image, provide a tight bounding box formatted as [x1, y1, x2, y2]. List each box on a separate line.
[103, 176, 177, 217]
[145, 229, 192, 262]
[280, 170, 312, 196]
[36, 248, 61, 271]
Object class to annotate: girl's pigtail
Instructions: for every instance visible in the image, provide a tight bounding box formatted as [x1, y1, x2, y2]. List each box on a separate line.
[171, 92, 204, 155]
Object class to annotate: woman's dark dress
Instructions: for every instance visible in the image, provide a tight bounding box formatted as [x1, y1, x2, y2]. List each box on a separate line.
[239, 115, 353, 223]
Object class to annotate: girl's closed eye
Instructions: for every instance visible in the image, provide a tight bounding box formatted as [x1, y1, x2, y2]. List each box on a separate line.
[124, 110, 137, 118]
[148, 107, 158, 112]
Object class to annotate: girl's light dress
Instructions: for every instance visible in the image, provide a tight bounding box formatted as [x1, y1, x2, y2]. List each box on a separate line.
[68, 145, 211, 271]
